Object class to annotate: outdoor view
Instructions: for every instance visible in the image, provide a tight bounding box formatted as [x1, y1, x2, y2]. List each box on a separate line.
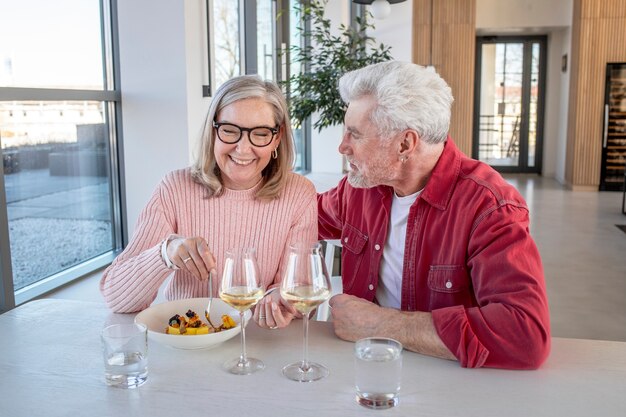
[477, 41, 540, 168]
[0, 102, 113, 290]
[212, 1, 276, 87]
[0, 0, 115, 292]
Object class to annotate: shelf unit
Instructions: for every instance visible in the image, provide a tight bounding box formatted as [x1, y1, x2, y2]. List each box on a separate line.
[601, 63, 626, 192]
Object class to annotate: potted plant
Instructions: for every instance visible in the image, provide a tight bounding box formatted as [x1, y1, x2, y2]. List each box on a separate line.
[283, 0, 392, 132]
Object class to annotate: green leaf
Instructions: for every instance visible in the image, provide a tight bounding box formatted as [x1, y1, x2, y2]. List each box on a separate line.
[279, 0, 393, 133]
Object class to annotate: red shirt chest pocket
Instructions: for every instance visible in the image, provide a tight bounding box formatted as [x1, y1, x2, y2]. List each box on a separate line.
[427, 265, 474, 310]
[340, 223, 368, 293]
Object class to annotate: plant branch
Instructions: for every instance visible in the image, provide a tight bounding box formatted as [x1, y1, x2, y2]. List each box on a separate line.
[282, 0, 392, 132]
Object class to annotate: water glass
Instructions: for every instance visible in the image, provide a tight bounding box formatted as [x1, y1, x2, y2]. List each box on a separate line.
[102, 323, 148, 388]
[354, 337, 402, 409]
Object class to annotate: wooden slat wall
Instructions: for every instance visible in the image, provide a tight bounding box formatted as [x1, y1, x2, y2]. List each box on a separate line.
[412, 0, 476, 155]
[566, 0, 626, 189]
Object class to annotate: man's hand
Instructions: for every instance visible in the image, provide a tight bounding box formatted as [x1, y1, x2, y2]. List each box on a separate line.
[329, 294, 389, 341]
[329, 293, 456, 361]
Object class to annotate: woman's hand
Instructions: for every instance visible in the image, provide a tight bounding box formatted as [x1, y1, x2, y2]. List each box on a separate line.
[253, 289, 297, 330]
[166, 236, 216, 281]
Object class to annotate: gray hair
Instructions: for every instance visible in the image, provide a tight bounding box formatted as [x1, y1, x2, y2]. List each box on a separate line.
[338, 61, 454, 144]
[191, 75, 295, 200]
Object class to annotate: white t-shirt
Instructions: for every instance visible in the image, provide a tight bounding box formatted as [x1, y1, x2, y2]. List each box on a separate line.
[376, 189, 422, 309]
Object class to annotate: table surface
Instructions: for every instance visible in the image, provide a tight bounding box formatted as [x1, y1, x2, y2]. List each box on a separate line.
[1, 299, 625, 417]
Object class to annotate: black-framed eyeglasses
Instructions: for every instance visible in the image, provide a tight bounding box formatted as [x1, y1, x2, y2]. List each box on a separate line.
[213, 121, 279, 147]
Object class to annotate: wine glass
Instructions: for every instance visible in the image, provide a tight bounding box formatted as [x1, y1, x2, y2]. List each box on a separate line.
[280, 242, 332, 382]
[219, 247, 265, 375]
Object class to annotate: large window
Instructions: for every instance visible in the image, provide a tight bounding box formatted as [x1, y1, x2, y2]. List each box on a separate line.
[0, 0, 123, 310]
[207, 0, 309, 172]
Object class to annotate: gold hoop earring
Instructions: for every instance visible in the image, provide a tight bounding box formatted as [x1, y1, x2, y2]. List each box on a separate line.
[272, 148, 278, 159]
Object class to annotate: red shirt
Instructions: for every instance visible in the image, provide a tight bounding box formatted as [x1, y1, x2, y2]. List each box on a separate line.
[318, 139, 550, 369]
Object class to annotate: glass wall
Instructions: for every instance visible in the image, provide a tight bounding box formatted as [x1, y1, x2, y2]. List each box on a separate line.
[0, 0, 122, 309]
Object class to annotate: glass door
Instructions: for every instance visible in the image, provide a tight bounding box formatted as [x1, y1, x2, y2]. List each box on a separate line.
[473, 36, 546, 173]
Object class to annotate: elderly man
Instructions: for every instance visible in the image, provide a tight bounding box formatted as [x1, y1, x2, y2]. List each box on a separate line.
[319, 61, 550, 369]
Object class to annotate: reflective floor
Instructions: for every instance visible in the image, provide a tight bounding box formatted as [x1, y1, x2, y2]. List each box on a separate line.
[504, 174, 626, 342]
[47, 173, 626, 342]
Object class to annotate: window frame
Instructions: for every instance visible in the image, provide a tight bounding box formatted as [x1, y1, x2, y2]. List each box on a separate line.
[277, 0, 311, 173]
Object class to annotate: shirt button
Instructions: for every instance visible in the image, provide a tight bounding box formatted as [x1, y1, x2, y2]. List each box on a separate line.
[343, 237, 349, 243]
[368, 284, 374, 291]
[374, 244, 381, 250]
[445, 281, 452, 289]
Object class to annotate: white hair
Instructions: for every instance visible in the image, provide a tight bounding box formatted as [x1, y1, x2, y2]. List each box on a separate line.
[338, 61, 454, 144]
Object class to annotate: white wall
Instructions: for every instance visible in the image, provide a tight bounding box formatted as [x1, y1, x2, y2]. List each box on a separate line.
[369, 1, 413, 63]
[543, 28, 571, 181]
[184, 1, 211, 163]
[476, 0, 572, 31]
[310, 1, 350, 174]
[117, 0, 208, 237]
[311, 123, 344, 173]
[555, 28, 571, 184]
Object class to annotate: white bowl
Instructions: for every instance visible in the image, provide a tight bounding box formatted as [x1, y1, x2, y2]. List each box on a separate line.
[134, 298, 250, 350]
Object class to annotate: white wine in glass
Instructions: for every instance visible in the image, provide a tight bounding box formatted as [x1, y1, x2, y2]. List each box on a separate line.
[220, 287, 265, 312]
[281, 286, 331, 315]
[219, 247, 264, 375]
[280, 242, 332, 382]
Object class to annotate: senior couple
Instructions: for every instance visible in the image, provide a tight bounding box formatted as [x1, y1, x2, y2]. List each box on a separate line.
[100, 61, 550, 370]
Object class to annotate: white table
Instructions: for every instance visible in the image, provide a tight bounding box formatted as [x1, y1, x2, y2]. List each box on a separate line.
[1, 299, 625, 417]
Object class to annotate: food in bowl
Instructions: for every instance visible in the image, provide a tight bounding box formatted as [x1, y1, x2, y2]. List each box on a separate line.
[165, 309, 237, 335]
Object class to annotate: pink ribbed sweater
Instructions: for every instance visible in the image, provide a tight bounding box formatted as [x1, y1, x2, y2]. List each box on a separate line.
[100, 168, 317, 313]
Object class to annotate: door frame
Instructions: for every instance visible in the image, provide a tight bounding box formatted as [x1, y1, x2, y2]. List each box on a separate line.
[472, 35, 547, 174]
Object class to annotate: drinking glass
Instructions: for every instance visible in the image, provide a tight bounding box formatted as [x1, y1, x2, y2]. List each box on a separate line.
[355, 337, 403, 409]
[280, 242, 332, 382]
[219, 247, 265, 375]
[101, 323, 148, 388]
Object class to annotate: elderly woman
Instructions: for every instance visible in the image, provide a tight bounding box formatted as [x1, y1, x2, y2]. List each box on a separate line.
[100, 75, 315, 330]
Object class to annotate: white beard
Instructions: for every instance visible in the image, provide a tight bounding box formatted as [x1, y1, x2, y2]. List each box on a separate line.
[346, 154, 396, 189]
[346, 170, 372, 188]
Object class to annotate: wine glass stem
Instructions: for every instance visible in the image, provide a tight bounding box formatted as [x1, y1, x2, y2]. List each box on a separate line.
[301, 311, 310, 372]
[239, 311, 248, 365]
